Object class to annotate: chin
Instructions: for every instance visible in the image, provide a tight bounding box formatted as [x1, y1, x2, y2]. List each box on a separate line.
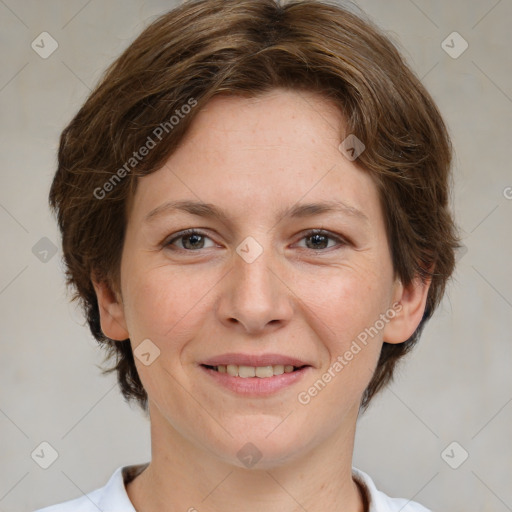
[216, 425, 312, 470]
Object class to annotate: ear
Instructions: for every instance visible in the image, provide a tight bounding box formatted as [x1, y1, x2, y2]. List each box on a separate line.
[382, 274, 432, 344]
[92, 276, 129, 341]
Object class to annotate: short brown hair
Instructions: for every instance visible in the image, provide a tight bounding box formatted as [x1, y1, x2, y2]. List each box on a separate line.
[50, 0, 460, 413]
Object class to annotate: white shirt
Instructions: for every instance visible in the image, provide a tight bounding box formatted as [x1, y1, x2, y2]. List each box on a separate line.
[34, 463, 432, 512]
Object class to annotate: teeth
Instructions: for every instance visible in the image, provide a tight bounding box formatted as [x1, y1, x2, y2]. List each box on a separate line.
[273, 365, 285, 375]
[255, 366, 273, 378]
[213, 364, 300, 378]
[226, 364, 238, 376]
[239, 365, 256, 378]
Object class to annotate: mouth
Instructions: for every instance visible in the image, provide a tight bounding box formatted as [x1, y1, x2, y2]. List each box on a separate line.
[199, 356, 312, 396]
[199, 353, 313, 395]
[201, 363, 309, 378]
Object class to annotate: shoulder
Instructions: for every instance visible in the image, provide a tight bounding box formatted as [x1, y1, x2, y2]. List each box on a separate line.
[353, 468, 433, 512]
[33, 463, 147, 512]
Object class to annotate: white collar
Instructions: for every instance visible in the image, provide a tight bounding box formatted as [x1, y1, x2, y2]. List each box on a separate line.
[69, 463, 431, 512]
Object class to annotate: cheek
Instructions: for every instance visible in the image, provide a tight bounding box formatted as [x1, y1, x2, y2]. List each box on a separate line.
[300, 263, 393, 396]
[121, 265, 215, 344]
[307, 265, 391, 343]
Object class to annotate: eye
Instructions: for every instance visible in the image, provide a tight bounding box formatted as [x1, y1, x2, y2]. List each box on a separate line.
[295, 229, 346, 251]
[166, 229, 216, 251]
[164, 228, 347, 253]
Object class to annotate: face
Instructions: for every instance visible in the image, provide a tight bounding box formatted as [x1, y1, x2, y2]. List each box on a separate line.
[95, 88, 428, 469]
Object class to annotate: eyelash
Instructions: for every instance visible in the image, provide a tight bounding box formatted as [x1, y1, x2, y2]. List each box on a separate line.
[165, 228, 347, 253]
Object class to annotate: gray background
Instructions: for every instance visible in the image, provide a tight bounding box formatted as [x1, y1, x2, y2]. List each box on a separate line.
[1, 1, 511, 511]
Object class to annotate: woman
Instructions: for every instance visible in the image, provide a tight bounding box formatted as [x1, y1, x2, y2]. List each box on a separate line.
[37, 0, 459, 510]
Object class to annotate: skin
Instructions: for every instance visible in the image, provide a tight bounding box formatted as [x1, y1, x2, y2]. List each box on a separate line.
[93, 88, 430, 512]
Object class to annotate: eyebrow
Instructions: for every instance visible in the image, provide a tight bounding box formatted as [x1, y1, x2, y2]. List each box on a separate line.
[144, 199, 369, 225]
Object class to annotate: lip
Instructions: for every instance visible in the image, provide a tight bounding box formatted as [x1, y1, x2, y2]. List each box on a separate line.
[200, 353, 311, 367]
[200, 364, 312, 396]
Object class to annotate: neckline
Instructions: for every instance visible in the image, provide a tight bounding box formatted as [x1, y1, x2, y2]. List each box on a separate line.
[355, 475, 371, 512]
[121, 463, 370, 511]
[122, 462, 150, 486]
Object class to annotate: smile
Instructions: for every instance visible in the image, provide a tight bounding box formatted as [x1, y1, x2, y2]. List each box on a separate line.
[200, 363, 311, 396]
[202, 364, 306, 378]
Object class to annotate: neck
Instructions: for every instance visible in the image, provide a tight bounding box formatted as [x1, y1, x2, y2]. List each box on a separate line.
[127, 403, 365, 512]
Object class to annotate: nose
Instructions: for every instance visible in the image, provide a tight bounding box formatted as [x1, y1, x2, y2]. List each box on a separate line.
[216, 240, 294, 335]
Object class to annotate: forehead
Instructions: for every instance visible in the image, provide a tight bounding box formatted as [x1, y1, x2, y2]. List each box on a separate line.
[185, 88, 344, 152]
[129, 88, 382, 228]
